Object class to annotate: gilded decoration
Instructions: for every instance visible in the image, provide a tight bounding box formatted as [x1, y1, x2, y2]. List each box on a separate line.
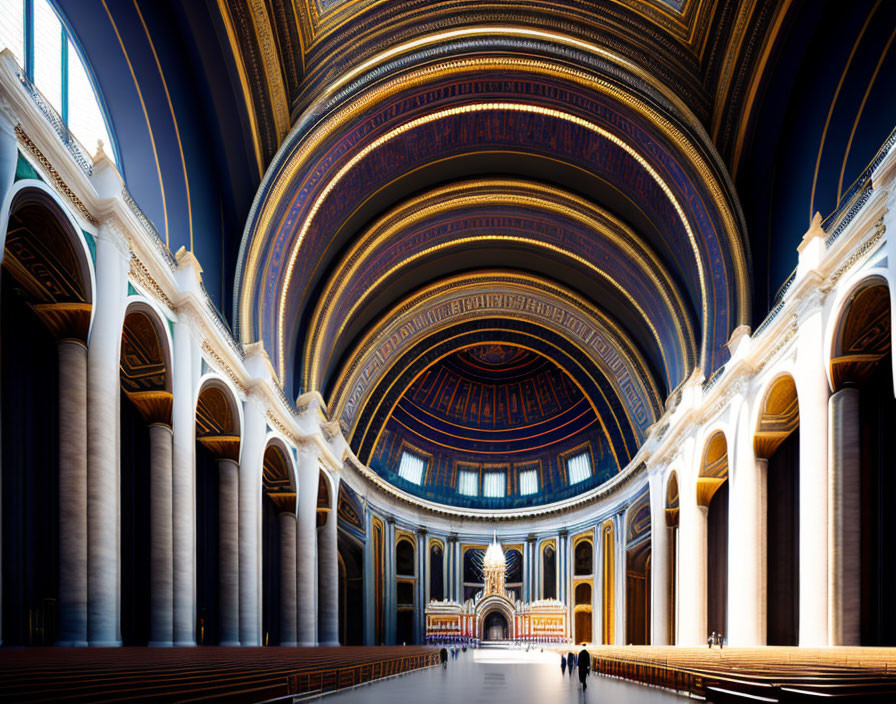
[306, 180, 694, 394]
[235, 56, 749, 387]
[329, 272, 662, 446]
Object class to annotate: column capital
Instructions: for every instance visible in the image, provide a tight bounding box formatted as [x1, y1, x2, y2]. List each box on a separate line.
[97, 214, 131, 260]
[32, 302, 91, 345]
[447, 532, 458, 544]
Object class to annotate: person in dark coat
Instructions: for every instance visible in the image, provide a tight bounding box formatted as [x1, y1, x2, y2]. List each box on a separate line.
[440, 648, 448, 668]
[560, 653, 567, 673]
[577, 646, 591, 690]
[566, 651, 575, 673]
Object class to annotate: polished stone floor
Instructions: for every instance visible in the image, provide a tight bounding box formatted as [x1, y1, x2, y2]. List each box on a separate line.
[316, 647, 685, 703]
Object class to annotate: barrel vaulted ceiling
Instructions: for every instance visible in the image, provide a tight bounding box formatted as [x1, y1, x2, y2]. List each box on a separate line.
[49, 0, 896, 505]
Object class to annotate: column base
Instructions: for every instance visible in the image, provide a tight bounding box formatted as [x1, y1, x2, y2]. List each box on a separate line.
[174, 640, 197, 647]
[147, 641, 174, 648]
[297, 640, 319, 647]
[55, 640, 89, 647]
[319, 640, 340, 647]
[219, 640, 241, 647]
[88, 640, 122, 647]
[280, 640, 298, 647]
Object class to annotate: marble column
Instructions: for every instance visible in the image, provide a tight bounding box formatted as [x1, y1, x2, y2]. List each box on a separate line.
[648, 472, 669, 646]
[362, 509, 375, 645]
[796, 299, 829, 646]
[87, 221, 127, 646]
[727, 400, 767, 646]
[296, 446, 319, 646]
[318, 475, 340, 646]
[415, 529, 427, 643]
[239, 397, 265, 646]
[218, 458, 240, 646]
[678, 484, 708, 646]
[148, 422, 173, 646]
[614, 513, 627, 645]
[56, 338, 88, 646]
[828, 387, 861, 645]
[384, 518, 396, 644]
[279, 511, 298, 646]
[171, 317, 196, 645]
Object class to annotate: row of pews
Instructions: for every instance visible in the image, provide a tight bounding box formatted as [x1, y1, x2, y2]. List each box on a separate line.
[587, 646, 896, 702]
[0, 646, 439, 702]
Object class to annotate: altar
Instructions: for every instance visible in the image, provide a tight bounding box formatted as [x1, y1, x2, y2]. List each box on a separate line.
[425, 537, 568, 645]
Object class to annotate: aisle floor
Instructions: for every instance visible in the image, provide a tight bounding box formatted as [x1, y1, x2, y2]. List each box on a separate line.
[312, 647, 686, 703]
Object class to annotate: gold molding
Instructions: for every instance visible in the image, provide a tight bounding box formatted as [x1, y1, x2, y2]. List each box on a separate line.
[238, 56, 749, 374]
[327, 272, 664, 441]
[15, 126, 97, 225]
[306, 180, 692, 392]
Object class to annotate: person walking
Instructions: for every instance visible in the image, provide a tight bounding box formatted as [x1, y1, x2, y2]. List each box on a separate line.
[567, 651, 576, 674]
[561, 653, 567, 673]
[440, 648, 448, 668]
[577, 645, 591, 690]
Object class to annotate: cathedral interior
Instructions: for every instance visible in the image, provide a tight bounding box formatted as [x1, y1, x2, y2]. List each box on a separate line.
[0, 0, 895, 701]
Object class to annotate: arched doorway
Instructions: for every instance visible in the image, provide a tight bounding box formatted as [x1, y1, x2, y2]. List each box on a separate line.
[119, 306, 172, 645]
[755, 374, 800, 645]
[574, 582, 592, 644]
[626, 496, 651, 645]
[195, 382, 241, 645]
[483, 611, 508, 641]
[1, 191, 92, 645]
[829, 278, 894, 645]
[665, 472, 679, 644]
[395, 537, 416, 644]
[542, 543, 556, 599]
[699, 431, 729, 642]
[336, 484, 364, 645]
[261, 442, 295, 646]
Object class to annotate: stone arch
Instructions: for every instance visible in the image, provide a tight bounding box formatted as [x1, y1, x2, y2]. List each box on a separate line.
[261, 438, 297, 646]
[119, 300, 173, 646]
[826, 273, 895, 645]
[194, 375, 243, 645]
[1, 185, 95, 646]
[573, 536, 593, 577]
[753, 371, 801, 645]
[699, 430, 729, 642]
[829, 275, 891, 392]
[697, 430, 729, 507]
[479, 598, 515, 641]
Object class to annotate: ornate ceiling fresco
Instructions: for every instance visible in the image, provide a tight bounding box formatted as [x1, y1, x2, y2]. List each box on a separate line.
[51, 0, 896, 507]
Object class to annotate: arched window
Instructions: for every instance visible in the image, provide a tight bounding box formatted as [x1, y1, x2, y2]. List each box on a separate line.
[1, 0, 116, 163]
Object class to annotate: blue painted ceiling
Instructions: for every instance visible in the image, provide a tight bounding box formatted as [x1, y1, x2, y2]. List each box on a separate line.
[44, 0, 896, 507]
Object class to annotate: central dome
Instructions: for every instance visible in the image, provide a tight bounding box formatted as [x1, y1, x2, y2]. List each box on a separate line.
[367, 343, 617, 508]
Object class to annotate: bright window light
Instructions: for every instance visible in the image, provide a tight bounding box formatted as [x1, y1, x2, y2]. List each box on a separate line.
[519, 469, 538, 495]
[3, 0, 116, 163]
[483, 471, 506, 498]
[0, 0, 24, 66]
[67, 39, 112, 159]
[397, 451, 425, 485]
[34, 0, 63, 114]
[457, 470, 478, 496]
[567, 451, 592, 484]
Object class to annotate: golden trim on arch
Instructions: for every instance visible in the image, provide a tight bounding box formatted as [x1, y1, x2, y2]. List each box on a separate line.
[237, 56, 749, 372]
[304, 179, 694, 390]
[326, 274, 662, 443]
[357, 333, 632, 471]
